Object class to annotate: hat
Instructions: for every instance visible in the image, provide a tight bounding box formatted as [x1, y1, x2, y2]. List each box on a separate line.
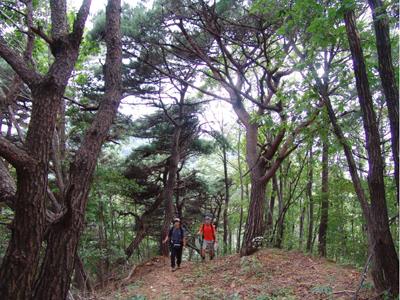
[204, 216, 212, 220]
[173, 217, 181, 223]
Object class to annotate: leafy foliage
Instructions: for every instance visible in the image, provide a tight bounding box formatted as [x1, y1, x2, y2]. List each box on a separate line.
[0, 0, 398, 297]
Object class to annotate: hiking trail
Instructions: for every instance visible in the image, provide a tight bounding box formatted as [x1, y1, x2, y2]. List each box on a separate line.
[95, 249, 374, 299]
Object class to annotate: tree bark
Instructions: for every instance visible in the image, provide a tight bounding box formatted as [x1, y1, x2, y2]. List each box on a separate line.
[273, 174, 284, 248]
[161, 124, 183, 256]
[343, 9, 399, 296]
[0, 1, 91, 297]
[0, 161, 46, 300]
[215, 198, 223, 230]
[175, 168, 182, 217]
[306, 147, 314, 252]
[367, 0, 399, 201]
[266, 178, 276, 242]
[239, 121, 267, 256]
[299, 200, 305, 249]
[318, 139, 329, 257]
[236, 127, 244, 253]
[222, 139, 230, 254]
[31, 1, 121, 299]
[240, 178, 267, 256]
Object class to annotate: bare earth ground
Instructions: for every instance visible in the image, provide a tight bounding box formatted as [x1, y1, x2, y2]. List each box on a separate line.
[94, 249, 374, 300]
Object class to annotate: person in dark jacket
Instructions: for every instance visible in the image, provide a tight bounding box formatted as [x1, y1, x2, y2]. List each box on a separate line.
[163, 218, 186, 271]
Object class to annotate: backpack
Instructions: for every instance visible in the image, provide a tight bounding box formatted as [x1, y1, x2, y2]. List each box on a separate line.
[201, 224, 216, 241]
[169, 227, 184, 246]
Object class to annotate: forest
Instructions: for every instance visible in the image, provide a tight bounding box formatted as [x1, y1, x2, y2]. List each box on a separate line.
[0, 0, 398, 299]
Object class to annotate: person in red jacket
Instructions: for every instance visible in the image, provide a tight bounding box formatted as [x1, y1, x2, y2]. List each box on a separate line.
[197, 216, 217, 261]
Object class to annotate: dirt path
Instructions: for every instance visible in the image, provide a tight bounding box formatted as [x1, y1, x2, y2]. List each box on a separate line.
[132, 257, 193, 299]
[96, 249, 374, 300]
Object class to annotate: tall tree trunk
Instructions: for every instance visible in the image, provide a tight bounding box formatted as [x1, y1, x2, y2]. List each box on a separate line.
[222, 140, 230, 254]
[215, 198, 223, 229]
[175, 168, 182, 217]
[344, 9, 399, 296]
[318, 140, 329, 257]
[299, 200, 305, 249]
[160, 84, 188, 257]
[239, 120, 268, 256]
[308, 53, 374, 278]
[0, 53, 77, 300]
[323, 92, 381, 289]
[266, 179, 276, 242]
[0, 0, 91, 298]
[228, 225, 232, 253]
[0, 158, 48, 300]
[236, 127, 244, 253]
[274, 174, 284, 248]
[160, 126, 182, 256]
[306, 147, 314, 252]
[0, 3, 54, 299]
[237, 205, 244, 253]
[240, 178, 267, 255]
[367, 0, 399, 200]
[31, 1, 121, 299]
[59, 99, 67, 178]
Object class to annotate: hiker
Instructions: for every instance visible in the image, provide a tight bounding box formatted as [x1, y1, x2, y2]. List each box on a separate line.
[163, 217, 186, 271]
[197, 216, 217, 261]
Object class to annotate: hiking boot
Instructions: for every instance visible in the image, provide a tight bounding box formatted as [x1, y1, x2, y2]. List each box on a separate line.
[177, 265, 181, 269]
[171, 266, 176, 272]
[210, 256, 214, 260]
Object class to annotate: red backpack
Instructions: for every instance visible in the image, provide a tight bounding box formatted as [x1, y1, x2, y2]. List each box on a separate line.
[201, 223, 216, 241]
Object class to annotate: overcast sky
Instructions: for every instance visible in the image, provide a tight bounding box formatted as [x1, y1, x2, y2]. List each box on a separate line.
[69, 0, 150, 17]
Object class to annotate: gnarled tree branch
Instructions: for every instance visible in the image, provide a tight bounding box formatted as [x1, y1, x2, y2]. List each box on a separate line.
[0, 136, 36, 169]
[0, 36, 41, 86]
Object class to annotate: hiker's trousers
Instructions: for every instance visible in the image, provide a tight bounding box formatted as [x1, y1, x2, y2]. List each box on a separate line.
[170, 245, 183, 268]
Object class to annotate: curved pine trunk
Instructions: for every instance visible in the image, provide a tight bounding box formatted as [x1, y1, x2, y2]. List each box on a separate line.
[125, 224, 148, 259]
[125, 190, 165, 259]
